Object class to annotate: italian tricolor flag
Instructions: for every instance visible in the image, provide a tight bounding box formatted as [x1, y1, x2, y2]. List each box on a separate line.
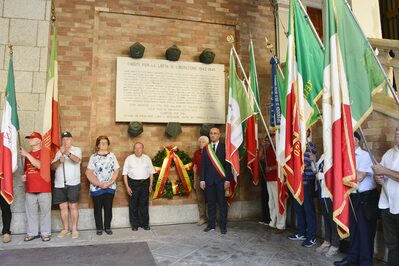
[245, 39, 260, 186]
[323, 0, 386, 238]
[277, 0, 323, 205]
[226, 49, 252, 203]
[0, 56, 20, 204]
[41, 22, 60, 182]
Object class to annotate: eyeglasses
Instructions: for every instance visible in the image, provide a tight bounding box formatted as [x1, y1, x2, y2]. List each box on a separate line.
[99, 141, 108, 145]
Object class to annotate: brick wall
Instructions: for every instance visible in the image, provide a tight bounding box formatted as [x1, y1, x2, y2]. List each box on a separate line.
[55, 0, 276, 210]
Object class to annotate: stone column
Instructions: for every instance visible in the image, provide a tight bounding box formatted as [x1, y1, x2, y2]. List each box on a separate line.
[0, 0, 51, 234]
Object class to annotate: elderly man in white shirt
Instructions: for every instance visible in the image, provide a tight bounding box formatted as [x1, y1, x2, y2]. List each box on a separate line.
[51, 131, 82, 239]
[123, 142, 155, 231]
[372, 127, 399, 266]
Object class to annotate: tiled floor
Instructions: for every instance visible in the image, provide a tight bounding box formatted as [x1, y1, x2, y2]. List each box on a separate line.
[0, 221, 379, 265]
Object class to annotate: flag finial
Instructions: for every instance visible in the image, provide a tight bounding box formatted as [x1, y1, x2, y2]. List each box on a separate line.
[264, 37, 274, 55]
[51, 0, 56, 22]
[8, 44, 13, 55]
[226, 35, 234, 44]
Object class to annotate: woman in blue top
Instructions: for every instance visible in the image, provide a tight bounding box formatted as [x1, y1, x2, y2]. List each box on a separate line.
[86, 136, 120, 235]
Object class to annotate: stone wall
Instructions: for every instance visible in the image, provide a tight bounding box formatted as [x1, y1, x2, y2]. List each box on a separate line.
[0, 0, 52, 234]
[0, 0, 51, 141]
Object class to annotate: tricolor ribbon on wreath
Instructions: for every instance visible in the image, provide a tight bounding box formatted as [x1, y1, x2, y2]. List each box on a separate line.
[153, 146, 193, 199]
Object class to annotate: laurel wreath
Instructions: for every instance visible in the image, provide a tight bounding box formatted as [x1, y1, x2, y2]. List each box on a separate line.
[151, 148, 194, 199]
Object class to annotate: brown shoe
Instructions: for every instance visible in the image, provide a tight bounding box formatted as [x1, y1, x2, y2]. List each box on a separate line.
[274, 228, 285, 234]
[57, 229, 70, 238]
[197, 219, 207, 226]
[2, 233, 11, 243]
[71, 231, 79, 239]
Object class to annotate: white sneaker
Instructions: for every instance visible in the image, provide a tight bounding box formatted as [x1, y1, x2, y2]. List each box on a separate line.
[325, 246, 339, 258]
[302, 238, 316, 248]
[316, 241, 330, 253]
[287, 234, 306, 241]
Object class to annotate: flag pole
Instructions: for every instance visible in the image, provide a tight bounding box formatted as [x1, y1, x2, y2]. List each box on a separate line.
[297, 0, 325, 50]
[343, 0, 399, 106]
[227, 35, 276, 155]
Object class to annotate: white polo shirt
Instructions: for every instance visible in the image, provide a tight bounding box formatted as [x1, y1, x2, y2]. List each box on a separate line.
[379, 145, 399, 214]
[52, 146, 82, 188]
[355, 147, 376, 193]
[122, 154, 156, 180]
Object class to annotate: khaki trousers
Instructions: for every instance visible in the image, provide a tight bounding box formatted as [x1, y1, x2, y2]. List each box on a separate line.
[194, 175, 206, 220]
[267, 181, 286, 229]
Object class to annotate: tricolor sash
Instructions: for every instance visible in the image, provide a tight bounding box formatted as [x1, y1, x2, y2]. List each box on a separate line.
[206, 144, 226, 178]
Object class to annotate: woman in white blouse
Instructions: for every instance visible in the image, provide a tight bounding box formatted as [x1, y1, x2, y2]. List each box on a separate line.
[85, 136, 120, 236]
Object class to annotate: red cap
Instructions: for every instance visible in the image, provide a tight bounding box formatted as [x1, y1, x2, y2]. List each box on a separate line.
[25, 131, 42, 140]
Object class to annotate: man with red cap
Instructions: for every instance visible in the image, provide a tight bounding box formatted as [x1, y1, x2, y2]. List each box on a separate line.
[20, 132, 52, 242]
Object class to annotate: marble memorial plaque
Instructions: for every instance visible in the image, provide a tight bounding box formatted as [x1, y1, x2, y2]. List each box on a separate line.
[116, 57, 225, 123]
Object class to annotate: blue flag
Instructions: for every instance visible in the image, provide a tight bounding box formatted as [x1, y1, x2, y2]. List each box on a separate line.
[269, 56, 281, 128]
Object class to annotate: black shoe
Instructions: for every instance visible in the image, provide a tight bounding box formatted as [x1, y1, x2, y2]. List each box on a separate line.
[143, 226, 151, 231]
[203, 227, 215, 232]
[132, 227, 138, 231]
[334, 259, 356, 266]
[221, 228, 227, 234]
[96, 230, 103, 235]
[104, 229, 113, 235]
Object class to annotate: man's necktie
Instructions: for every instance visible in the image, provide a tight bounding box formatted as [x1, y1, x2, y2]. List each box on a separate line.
[213, 144, 216, 151]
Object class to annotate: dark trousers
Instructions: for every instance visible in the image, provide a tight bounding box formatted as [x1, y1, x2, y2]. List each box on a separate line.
[381, 209, 399, 266]
[317, 182, 340, 247]
[205, 181, 227, 230]
[346, 189, 379, 266]
[92, 193, 114, 230]
[294, 180, 316, 240]
[128, 178, 150, 228]
[260, 175, 271, 223]
[0, 196, 11, 234]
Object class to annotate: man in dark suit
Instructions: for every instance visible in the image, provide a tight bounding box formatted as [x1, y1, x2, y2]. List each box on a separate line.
[200, 127, 232, 234]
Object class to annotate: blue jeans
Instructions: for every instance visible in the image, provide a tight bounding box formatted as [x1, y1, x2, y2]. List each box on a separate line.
[294, 180, 316, 240]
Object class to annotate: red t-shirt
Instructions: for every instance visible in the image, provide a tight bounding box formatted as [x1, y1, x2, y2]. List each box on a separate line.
[265, 147, 278, 182]
[193, 149, 202, 176]
[25, 150, 51, 193]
